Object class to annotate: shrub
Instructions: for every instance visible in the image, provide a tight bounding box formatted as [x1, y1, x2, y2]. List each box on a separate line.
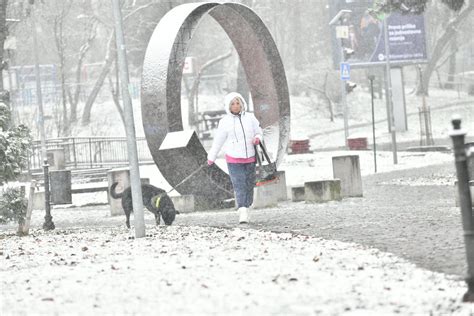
[0, 102, 32, 185]
[0, 187, 27, 224]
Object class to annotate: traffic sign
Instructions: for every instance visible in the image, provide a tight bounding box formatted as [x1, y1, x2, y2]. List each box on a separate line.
[340, 62, 350, 80]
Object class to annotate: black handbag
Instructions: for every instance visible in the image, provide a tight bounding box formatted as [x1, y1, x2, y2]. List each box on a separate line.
[254, 142, 278, 186]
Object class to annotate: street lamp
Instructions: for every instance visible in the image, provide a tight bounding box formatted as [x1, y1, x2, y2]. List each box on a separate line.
[110, 0, 145, 238]
[29, 0, 54, 230]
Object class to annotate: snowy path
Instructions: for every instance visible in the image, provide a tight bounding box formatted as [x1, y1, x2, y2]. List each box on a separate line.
[1, 223, 473, 315]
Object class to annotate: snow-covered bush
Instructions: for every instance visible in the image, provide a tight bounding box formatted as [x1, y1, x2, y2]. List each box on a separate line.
[0, 187, 27, 224]
[0, 102, 32, 224]
[0, 102, 32, 185]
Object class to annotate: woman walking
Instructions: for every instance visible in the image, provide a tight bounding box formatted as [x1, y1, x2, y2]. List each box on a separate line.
[207, 92, 263, 224]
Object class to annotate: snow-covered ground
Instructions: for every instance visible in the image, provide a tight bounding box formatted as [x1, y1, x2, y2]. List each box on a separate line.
[2, 148, 474, 315]
[0, 226, 474, 315]
[2, 89, 473, 314]
[2, 222, 473, 315]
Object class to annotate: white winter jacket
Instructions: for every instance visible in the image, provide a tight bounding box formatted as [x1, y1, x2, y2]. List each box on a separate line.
[207, 92, 263, 162]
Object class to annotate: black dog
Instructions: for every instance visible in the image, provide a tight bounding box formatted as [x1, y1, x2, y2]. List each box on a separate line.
[110, 182, 177, 228]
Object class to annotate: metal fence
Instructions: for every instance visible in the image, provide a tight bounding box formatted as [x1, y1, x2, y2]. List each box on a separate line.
[29, 136, 153, 171]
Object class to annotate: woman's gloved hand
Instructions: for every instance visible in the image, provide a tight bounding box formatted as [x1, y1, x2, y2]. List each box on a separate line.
[207, 160, 214, 166]
[252, 137, 260, 145]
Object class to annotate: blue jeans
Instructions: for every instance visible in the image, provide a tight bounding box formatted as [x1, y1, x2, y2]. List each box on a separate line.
[227, 162, 256, 208]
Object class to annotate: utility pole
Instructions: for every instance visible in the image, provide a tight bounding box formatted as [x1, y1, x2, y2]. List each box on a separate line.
[382, 16, 398, 164]
[339, 41, 349, 148]
[329, 9, 353, 149]
[111, 0, 145, 238]
[30, 0, 54, 230]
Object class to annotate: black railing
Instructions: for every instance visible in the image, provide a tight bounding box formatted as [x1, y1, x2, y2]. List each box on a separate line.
[28, 137, 153, 171]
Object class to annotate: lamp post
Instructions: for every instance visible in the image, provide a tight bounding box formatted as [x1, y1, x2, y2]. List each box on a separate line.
[111, 0, 145, 238]
[329, 9, 352, 149]
[29, 0, 54, 230]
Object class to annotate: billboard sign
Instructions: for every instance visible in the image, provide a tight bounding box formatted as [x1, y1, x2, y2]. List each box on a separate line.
[329, 1, 428, 68]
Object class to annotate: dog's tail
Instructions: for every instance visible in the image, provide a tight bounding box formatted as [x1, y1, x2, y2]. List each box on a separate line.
[109, 182, 123, 199]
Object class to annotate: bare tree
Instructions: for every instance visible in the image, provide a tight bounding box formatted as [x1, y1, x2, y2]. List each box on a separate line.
[81, 3, 155, 125]
[302, 71, 336, 122]
[35, 0, 100, 135]
[417, 1, 473, 95]
[107, 57, 125, 127]
[67, 15, 97, 122]
[50, 1, 72, 135]
[81, 31, 115, 125]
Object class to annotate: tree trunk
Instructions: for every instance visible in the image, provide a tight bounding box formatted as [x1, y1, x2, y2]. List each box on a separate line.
[417, 2, 473, 95]
[107, 67, 125, 127]
[60, 68, 69, 136]
[69, 20, 97, 123]
[323, 72, 334, 122]
[445, 34, 457, 89]
[0, 0, 8, 91]
[81, 33, 115, 125]
[52, 13, 69, 136]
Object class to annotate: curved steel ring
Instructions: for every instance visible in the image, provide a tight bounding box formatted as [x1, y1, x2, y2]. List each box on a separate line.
[141, 2, 290, 201]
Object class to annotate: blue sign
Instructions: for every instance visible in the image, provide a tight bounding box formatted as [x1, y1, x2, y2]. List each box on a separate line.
[340, 62, 350, 80]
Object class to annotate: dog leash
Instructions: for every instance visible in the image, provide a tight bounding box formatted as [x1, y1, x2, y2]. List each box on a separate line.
[154, 165, 207, 208]
[166, 163, 234, 196]
[166, 164, 207, 195]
